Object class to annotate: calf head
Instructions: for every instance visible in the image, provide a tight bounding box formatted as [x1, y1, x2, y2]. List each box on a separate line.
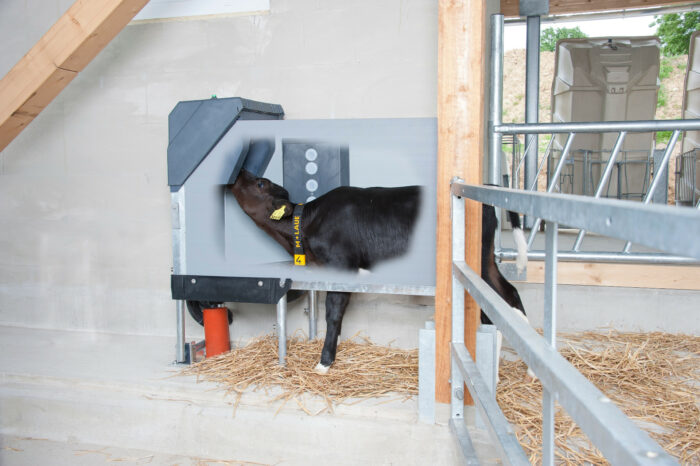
[230, 170, 293, 223]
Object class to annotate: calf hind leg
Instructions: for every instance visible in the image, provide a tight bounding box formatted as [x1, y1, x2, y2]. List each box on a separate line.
[315, 291, 351, 374]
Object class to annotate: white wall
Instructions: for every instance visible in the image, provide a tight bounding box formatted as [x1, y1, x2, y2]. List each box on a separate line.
[1, 0, 697, 344]
[0, 0, 438, 342]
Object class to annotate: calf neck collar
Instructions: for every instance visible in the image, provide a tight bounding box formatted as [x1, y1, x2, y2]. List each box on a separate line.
[292, 204, 306, 266]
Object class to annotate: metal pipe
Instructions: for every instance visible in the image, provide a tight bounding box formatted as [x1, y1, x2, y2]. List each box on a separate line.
[451, 183, 700, 262]
[451, 186, 466, 421]
[452, 261, 676, 464]
[527, 132, 576, 249]
[643, 130, 680, 206]
[451, 343, 530, 464]
[277, 294, 287, 366]
[542, 221, 559, 466]
[623, 130, 680, 252]
[572, 132, 627, 251]
[524, 15, 541, 228]
[496, 118, 700, 134]
[497, 249, 700, 265]
[309, 290, 318, 339]
[488, 14, 505, 186]
[529, 135, 555, 191]
[176, 300, 186, 363]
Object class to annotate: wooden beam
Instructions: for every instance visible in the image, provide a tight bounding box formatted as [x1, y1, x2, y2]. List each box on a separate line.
[521, 261, 700, 291]
[436, 0, 486, 404]
[0, 0, 149, 152]
[500, 0, 694, 17]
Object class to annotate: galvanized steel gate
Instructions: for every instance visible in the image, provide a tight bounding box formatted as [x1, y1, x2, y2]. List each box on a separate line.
[448, 14, 700, 465]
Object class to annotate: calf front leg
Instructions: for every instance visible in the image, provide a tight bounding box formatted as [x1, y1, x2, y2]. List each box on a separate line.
[315, 291, 351, 374]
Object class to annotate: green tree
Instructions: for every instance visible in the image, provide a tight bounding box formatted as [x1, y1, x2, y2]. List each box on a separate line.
[540, 26, 587, 52]
[651, 12, 700, 56]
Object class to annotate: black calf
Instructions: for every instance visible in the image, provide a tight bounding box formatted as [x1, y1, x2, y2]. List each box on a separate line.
[230, 169, 527, 372]
[480, 205, 526, 323]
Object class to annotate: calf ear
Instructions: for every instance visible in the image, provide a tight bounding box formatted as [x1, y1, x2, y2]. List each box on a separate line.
[269, 199, 293, 220]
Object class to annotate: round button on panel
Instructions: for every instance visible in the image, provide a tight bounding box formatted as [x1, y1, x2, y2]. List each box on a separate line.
[306, 195, 316, 202]
[306, 179, 318, 192]
[305, 162, 318, 175]
[305, 148, 318, 161]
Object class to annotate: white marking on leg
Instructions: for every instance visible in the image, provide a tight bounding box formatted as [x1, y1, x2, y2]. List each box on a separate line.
[358, 268, 371, 276]
[314, 363, 330, 375]
[512, 227, 528, 274]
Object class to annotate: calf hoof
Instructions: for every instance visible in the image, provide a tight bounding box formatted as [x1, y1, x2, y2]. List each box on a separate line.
[314, 363, 330, 375]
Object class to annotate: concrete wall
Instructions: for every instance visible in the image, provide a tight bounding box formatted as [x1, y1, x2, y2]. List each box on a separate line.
[0, 0, 438, 344]
[1, 0, 697, 348]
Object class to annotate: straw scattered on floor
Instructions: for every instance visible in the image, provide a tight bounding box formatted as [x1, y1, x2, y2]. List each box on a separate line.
[180, 332, 418, 415]
[497, 330, 700, 465]
[180, 330, 699, 464]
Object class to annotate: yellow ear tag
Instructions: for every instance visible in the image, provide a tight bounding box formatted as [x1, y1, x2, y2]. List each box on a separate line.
[270, 205, 286, 220]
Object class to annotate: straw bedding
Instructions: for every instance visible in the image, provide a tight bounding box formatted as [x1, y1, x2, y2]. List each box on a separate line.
[180, 332, 418, 415]
[497, 330, 700, 465]
[181, 330, 699, 464]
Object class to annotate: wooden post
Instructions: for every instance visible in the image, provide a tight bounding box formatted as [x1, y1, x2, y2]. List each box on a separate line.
[436, 0, 486, 404]
[0, 0, 149, 152]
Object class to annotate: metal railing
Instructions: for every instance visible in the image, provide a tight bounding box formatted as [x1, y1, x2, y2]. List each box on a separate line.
[447, 14, 700, 464]
[488, 14, 700, 266]
[449, 182, 700, 465]
[675, 148, 700, 207]
[548, 149, 654, 200]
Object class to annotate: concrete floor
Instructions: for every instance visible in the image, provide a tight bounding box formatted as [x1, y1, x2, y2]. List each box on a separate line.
[0, 435, 220, 466]
[0, 325, 500, 465]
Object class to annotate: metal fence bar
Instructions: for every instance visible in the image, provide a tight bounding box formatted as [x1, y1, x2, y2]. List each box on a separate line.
[451, 187, 466, 422]
[514, 136, 535, 182]
[308, 290, 318, 339]
[453, 184, 700, 262]
[496, 119, 700, 134]
[452, 259, 677, 465]
[572, 131, 627, 251]
[528, 135, 555, 192]
[497, 248, 699, 265]
[449, 419, 480, 465]
[176, 300, 186, 363]
[451, 343, 530, 465]
[542, 220, 558, 466]
[276, 294, 287, 365]
[526, 132, 576, 249]
[623, 130, 681, 252]
[524, 14, 541, 227]
[488, 14, 504, 187]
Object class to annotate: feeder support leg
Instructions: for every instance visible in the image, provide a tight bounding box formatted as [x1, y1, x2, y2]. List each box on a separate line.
[277, 294, 287, 366]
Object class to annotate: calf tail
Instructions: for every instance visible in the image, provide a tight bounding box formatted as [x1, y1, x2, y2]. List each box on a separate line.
[507, 211, 528, 274]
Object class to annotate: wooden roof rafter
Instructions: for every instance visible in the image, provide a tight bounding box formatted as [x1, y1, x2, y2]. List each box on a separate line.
[0, 0, 149, 152]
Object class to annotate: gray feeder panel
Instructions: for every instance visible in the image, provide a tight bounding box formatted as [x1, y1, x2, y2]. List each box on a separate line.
[174, 118, 437, 290]
[282, 140, 350, 204]
[167, 97, 284, 192]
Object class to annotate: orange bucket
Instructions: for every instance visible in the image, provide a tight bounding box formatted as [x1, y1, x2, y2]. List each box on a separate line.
[203, 307, 231, 358]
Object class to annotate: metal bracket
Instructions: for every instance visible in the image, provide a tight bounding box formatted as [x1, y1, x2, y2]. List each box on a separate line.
[182, 339, 206, 364]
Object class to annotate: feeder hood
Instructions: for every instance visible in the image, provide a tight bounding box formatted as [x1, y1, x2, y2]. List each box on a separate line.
[167, 97, 284, 192]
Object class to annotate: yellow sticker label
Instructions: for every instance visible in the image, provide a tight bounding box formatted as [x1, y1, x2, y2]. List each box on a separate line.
[294, 254, 306, 266]
[270, 205, 286, 220]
